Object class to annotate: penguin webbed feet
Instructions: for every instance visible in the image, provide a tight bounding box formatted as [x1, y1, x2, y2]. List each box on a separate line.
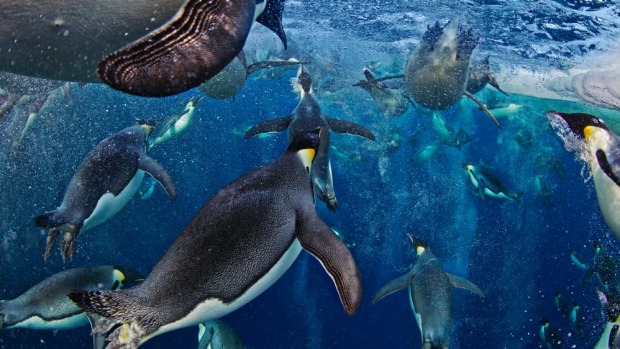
[44, 224, 79, 262]
[105, 322, 144, 349]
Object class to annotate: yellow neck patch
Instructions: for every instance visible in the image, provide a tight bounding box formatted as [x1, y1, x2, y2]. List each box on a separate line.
[584, 125, 595, 140]
[297, 148, 316, 170]
[416, 246, 426, 255]
[113, 269, 126, 283]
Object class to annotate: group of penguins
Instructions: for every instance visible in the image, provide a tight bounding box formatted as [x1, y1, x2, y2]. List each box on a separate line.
[2, 1, 620, 348]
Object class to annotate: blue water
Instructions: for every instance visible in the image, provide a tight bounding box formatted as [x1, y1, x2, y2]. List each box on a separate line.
[2, 1, 620, 348]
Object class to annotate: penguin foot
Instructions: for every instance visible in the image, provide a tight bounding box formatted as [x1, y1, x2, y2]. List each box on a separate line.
[106, 322, 144, 349]
[44, 228, 59, 262]
[60, 230, 76, 262]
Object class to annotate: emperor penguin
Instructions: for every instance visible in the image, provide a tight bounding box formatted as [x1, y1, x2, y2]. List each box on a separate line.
[461, 163, 524, 202]
[197, 320, 244, 349]
[404, 20, 478, 111]
[69, 129, 362, 349]
[0, 266, 142, 331]
[199, 52, 305, 100]
[149, 97, 203, 149]
[595, 288, 620, 349]
[353, 68, 411, 117]
[244, 66, 376, 211]
[539, 319, 563, 349]
[372, 235, 484, 349]
[35, 120, 177, 262]
[0, 0, 288, 97]
[465, 56, 509, 96]
[570, 242, 620, 296]
[547, 111, 620, 240]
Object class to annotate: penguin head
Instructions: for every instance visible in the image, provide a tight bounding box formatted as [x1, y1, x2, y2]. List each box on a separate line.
[288, 128, 322, 172]
[135, 119, 159, 136]
[407, 234, 429, 256]
[292, 66, 313, 96]
[546, 111, 608, 139]
[112, 266, 145, 289]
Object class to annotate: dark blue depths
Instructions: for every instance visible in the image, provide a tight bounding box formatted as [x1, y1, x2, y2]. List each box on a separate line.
[1, 75, 619, 349]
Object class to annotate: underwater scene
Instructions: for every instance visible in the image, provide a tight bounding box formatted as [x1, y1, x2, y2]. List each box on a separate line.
[2, 0, 620, 348]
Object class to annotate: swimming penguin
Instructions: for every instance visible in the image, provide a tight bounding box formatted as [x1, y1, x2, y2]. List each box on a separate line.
[465, 56, 509, 96]
[149, 97, 203, 149]
[353, 68, 410, 117]
[404, 21, 501, 128]
[569, 302, 585, 341]
[69, 129, 362, 349]
[0, 266, 142, 331]
[405, 20, 476, 110]
[244, 66, 375, 211]
[199, 52, 305, 100]
[197, 320, 244, 349]
[539, 319, 563, 349]
[554, 292, 570, 318]
[461, 163, 524, 202]
[595, 288, 620, 349]
[547, 111, 620, 240]
[0, 0, 288, 97]
[570, 242, 620, 296]
[372, 235, 484, 349]
[35, 120, 177, 261]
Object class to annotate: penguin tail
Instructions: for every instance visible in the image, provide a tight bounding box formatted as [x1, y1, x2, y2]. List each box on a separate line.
[34, 210, 67, 228]
[68, 290, 159, 338]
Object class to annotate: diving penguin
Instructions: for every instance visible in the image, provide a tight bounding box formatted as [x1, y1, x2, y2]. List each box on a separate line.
[353, 68, 411, 117]
[404, 20, 500, 128]
[405, 20, 477, 110]
[372, 235, 484, 349]
[595, 288, 620, 349]
[69, 130, 362, 349]
[0, 0, 288, 97]
[0, 266, 142, 331]
[35, 120, 177, 261]
[539, 319, 563, 349]
[547, 111, 620, 240]
[465, 56, 509, 96]
[197, 320, 244, 349]
[461, 163, 524, 202]
[244, 66, 375, 211]
[149, 97, 203, 149]
[570, 241, 620, 296]
[199, 52, 305, 100]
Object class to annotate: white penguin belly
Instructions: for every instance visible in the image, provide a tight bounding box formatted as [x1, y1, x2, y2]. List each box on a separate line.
[82, 170, 145, 231]
[11, 312, 88, 330]
[591, 162, 620, 237]
[151, 114, 192, 147]
[483, 188, 512, 201]
[142, 239, 303, 343]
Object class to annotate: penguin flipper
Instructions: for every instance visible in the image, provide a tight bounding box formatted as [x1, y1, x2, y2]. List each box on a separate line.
[255, 0, 287, 49]
[371, 269, 416, 305]
[97, 0, 255, 97]
[446, 273, 485, 297]
[295, 208, 362, 315]
[244, 115, 293, 139]
[246, 60, 304, 76]
[87, 314, 107, 349]
[138, 156, 177, 200]
[325, 117, 376, 141]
